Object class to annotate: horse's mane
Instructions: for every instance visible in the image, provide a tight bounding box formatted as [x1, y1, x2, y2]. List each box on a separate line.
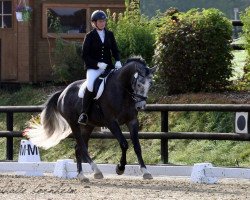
[124, 56, 146, 66]
[123, 56, 151, 76]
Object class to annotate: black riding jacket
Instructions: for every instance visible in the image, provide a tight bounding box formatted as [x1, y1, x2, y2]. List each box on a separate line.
[82, 28, 120, 70]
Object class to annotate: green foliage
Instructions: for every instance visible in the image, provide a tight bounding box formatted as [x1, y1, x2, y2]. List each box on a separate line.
[107, 0, 156, 64]
[240, 7, 250, 90]
[169, 112, 234, 133]
[52, 38, 84, 84]
[154, 8, 233, 94]
[47, 9, 62, 33]
[22, 9, 32, 22]
[169, 140, 250, 167]
[231, 50, 247, 80]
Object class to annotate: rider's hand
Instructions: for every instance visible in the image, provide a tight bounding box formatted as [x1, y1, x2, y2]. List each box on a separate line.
[97, 62, 107, 70]
[115, 61, 122, 69]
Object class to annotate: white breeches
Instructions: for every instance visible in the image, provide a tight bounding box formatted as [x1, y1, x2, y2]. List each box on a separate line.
[86, 68, 105, 92]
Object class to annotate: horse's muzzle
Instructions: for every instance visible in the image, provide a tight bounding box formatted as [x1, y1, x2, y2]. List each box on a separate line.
[135, 101, 146, 110]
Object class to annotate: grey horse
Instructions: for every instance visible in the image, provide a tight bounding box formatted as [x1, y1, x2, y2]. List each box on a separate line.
[27, 57, 156, 182]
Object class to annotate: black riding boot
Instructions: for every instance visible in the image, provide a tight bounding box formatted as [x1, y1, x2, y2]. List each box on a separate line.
[78, 89, 94, 125]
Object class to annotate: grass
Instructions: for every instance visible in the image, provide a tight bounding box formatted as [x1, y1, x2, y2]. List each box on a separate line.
[232, 50, 247, 80]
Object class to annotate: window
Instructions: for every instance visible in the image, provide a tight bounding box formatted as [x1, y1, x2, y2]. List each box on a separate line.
[43, 4, 90, 38]
[42, 3, 125, 38]
[0, 1, 12, 28]
[47, 8, 87, 34]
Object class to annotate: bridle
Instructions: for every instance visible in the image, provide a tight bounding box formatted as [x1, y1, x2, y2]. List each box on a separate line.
[130, 72, 148, 104]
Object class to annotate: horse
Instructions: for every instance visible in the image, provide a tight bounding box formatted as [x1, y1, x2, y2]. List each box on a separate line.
[26, 57, 156, 182]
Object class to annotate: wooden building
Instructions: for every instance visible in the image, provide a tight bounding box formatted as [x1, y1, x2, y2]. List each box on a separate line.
[0, 0, 125, 83]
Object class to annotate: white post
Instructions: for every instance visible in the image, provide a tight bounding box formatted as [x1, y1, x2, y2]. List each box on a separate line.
[234, 8, 239, 20]
[191, 163, 218, 184]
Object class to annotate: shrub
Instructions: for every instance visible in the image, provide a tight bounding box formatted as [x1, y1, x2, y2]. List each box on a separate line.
[240, 7, 250, 90]
[52, 38, 84, 84]
[47, 11, 84, 84]
[107, 0, 156, 64]
[154, 8, 233, 94]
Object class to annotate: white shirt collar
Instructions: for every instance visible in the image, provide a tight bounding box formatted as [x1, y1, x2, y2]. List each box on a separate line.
[97, 29, 105, 43]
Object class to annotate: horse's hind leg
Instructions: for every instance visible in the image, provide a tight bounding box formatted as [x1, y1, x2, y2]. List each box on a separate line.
[75, 144, 85, 179]
[106, 120, 128, 175]
[127, 119, 153, 179]
[81, 125, 103, 179]
[80, 125, 94, 151]
[72, 125, 103, 181]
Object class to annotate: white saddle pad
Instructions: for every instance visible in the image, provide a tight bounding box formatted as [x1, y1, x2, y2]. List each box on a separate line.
[78, 79, 105, 100]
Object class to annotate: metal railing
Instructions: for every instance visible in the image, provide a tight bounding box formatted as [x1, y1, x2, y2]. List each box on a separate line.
[0, 104, 250, 163]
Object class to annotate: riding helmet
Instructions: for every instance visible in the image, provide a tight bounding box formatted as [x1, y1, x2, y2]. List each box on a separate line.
[91, 10, 107, 21]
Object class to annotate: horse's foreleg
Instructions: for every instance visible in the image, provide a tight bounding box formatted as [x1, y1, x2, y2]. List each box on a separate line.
[127, 119, 153, 179]
[107, 120, 128, 175]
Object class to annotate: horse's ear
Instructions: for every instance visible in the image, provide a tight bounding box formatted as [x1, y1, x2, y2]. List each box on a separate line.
[150, 66, 157, 74]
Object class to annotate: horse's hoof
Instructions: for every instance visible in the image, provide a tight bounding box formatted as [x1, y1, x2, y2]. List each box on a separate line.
[143, 173, 153, 180]
[116, 164, 125, 175]
[94, 172, 104, 179]
[80, 178, 90, 183]
[77, 173, 90, 183]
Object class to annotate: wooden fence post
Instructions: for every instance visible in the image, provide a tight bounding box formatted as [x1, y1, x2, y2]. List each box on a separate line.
[6, 112, 13, 160]
[161, 111, 169, 164]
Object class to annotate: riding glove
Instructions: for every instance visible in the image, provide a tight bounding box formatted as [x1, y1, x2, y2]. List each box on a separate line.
[97, 62, 108, 70]
[115, 61, 122, 69]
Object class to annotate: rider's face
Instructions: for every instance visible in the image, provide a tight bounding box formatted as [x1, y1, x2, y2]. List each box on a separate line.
[96, 19, 106, 30]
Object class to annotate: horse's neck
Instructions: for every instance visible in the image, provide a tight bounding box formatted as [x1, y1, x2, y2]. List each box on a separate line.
[117, 65, 135, 89]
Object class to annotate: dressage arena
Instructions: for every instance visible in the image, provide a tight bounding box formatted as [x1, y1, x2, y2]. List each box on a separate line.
[0, 140, 249, 200]
[0, 173, 249, 200]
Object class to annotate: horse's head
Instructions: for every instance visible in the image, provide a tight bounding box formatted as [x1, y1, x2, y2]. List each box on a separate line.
[123, 57, 156, 110]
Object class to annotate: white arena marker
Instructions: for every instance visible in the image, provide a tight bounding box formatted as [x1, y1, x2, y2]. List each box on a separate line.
[17, 139, 42, 176]
[53, 159, 75, 179]
[190, 163, 218, 184]
[18, 139, 41, 162]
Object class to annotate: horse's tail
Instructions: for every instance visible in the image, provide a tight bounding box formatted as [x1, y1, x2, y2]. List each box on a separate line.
[26, 90, 72, 149]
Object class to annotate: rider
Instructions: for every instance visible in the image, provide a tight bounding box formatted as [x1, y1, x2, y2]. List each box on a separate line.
[78, 10, 122, 125]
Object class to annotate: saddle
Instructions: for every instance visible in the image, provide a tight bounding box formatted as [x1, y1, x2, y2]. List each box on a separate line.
[78, 69, 114, 99]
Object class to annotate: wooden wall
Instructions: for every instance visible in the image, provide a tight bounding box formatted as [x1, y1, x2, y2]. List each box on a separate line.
[17, 19, 31, 82]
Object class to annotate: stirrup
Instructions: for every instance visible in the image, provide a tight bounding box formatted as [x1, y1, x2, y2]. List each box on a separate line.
[78, 113, 88, 125]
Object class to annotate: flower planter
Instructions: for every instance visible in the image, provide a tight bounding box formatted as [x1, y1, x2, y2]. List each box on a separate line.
[16, 5, 32, 22]
[16, 11, 23, 22]
[22, 10, 31, 22]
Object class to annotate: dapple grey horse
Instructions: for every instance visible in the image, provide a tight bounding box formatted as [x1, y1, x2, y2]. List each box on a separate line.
[27, 57, 156, 182]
